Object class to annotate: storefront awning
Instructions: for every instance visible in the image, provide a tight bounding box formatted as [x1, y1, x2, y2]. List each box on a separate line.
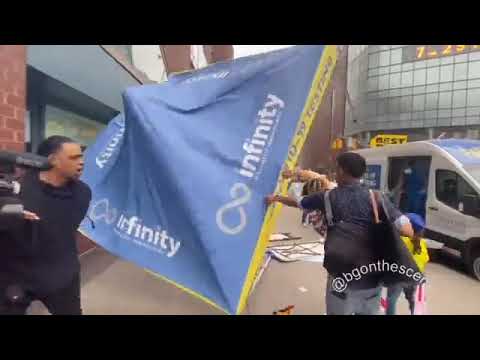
[27, 45, 142, 112]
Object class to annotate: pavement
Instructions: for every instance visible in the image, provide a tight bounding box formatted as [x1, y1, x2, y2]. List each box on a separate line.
[29, 206, 480, 315]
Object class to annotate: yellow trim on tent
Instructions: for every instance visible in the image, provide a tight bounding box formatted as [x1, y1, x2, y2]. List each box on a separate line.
[80, 228, 230, 314]
[236, 45, 338, 315]
[145, 270, 230, 315]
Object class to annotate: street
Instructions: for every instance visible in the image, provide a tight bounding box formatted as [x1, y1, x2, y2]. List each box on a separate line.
[29, 206, 480, 315]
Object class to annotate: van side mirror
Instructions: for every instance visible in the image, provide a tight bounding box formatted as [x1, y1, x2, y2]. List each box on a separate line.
[460, 195, 480, 217]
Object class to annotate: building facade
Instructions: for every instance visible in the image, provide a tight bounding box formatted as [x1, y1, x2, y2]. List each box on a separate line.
[346, 45, 480, 145]
[26, 45, 168, 153]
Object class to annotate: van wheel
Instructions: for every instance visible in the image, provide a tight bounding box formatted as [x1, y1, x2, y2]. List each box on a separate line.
[467, 248, 480, 281]
[428, 248, 442, 263]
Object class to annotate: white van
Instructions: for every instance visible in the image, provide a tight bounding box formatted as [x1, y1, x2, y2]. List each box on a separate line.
[356, 139, 480, 280]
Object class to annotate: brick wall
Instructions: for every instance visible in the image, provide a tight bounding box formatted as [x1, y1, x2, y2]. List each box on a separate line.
[0, 46, 97, 256]
[161, 45, 234, 75]
[161, 45, 194, 75]
[203, 45, 234, 63]
[0, 45, 26, 152]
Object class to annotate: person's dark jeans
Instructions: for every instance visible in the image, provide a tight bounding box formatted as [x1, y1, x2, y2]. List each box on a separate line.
[0, 273, 82, 315]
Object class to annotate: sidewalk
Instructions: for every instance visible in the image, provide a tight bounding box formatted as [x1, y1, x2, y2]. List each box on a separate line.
[29, 207, 480, 315]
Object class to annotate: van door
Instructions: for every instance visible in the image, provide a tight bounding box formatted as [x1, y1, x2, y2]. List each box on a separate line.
[386, 156, 431, 215]
[364, 164, 383, 190]
[426, 158, 477, 246]
[362, 158, 388, 191]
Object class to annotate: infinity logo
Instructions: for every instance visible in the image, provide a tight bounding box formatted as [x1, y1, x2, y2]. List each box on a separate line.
[89, 199, 118, 225]
[213, 71, 230, 79]
[216, 183, 252, 235]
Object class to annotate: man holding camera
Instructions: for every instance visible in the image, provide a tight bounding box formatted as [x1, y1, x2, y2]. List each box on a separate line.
[0, 136, 91, 315]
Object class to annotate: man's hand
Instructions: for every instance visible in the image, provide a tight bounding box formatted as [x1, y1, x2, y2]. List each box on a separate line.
[281, 169, 295, 180]
[265, 194, 278, 206]
[23, 210, 40, 221]
[265, 194, 299, 208]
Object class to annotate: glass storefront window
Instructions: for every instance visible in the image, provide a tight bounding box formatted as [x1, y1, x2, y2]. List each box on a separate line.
[414, 68, 426, 86]
[378, 67, 390, 75]
[367, 100, 377, 116]
[389, 89, 402, 97]
[438, 109, 452, 118]
[390, 73, 401, 88]
[426, 93, 439, 110]
[454, 62, 468, 81]
[413, 85, 426, 95]
[470, 78, 480, 89]
[440, 65, 454, 82]
[390, 64, 401, 73]
[379, 51, 391, 67]
[400, 96, 413, 113]
[45, 105, 106, 147]
[346, 45, 480, 137]
[390, 48, 402, 65]
[426, 84, 439, 93]
[467, 88, 480, 107]
[402, 71, 413, 87]
[401, 87, 413, 96]
[470, 52, 480, 61]
[453, 90, 467, 108]
[368, 77, 378, 91]
[439, 82, 453, 91]
[388, 97, 401, 113]
[468, 61, 480, 79]
[425, 110, 437, 119]
[439, 91, 453, 108]
[440, 56, 454, 65]
[413, 94, 426, 111]
[453, 80, 467, 90]
[426, 58, 440, 67]
[454, 54, 469, 63]
[426, 67, 440, 84]
[369, 53, 379, 68]
[379, 75, 389, 90]
[415, 61, 427, 69]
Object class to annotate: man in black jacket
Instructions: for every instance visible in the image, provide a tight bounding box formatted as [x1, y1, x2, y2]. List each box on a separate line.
[0, 136, 92, 315]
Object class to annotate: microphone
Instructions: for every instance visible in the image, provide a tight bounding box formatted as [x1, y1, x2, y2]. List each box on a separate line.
[0, 150, 51, 170]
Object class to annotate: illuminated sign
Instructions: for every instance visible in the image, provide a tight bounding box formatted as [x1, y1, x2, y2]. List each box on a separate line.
[331, 138, 343, 150]
[370, 134, 408, 148]
[463, 147, 480, 159]
[402, 45, 480, 63]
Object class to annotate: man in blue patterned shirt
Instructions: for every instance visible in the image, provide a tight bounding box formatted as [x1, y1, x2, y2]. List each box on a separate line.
[266, 152, 413, 315]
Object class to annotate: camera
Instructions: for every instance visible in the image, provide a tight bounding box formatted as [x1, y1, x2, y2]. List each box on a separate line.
[0, 150, 51, 217]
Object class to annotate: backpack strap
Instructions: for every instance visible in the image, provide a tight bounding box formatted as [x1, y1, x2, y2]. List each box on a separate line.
[324, 190, 334, 227]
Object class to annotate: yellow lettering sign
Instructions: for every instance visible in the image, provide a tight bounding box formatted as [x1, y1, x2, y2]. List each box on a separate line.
[370, 134, 408, 148]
